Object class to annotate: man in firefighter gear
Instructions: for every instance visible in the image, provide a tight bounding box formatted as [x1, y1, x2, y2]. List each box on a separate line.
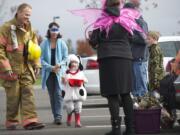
[0, 3, 45, 130]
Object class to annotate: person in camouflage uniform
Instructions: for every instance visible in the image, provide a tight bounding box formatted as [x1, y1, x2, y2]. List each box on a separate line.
[0, 3, 45, 130]
[147, 31, 165, 91]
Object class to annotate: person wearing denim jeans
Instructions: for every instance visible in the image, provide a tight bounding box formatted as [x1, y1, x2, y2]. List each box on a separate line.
[40, 22, 68, 125]
[124, 1, 149, 98]
[132, 61, 148, 97]
[46, 73, 63, 124]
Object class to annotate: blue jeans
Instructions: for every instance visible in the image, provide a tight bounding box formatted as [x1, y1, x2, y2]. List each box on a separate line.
[46, 73, 63, 120]
[132, 61, 148, 97]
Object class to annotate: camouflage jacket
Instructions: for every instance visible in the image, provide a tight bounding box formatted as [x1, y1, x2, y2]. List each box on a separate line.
[148, 44, 165, 90]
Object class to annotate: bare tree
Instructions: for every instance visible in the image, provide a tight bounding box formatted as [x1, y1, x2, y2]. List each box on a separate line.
[76, 39, 96, 57]
[10, 5, 17, 16]
[79, 0, 100, 8]
[79, 0, 128, 8]
[0, 0, 18, 24]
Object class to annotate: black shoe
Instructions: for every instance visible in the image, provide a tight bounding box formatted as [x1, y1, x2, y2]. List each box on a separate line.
[54, 119, 62, 125]
[105, 130, 121, 135]
[105, 117, 121, 135]
[24, 122, 45, 130]
[123, 129, 134, 135]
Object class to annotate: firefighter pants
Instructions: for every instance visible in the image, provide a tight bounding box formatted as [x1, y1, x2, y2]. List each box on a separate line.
[2, 73, 38, 127]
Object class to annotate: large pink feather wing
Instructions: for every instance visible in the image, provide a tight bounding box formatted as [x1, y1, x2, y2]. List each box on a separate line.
[69, 8, 103, 25]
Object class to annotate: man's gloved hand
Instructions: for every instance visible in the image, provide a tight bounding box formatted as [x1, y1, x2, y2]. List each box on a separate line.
[4, 70, 18, 81]
[6, 70, 13, 77]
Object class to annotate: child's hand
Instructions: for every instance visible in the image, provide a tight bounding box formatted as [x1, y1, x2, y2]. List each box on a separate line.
[52, 65, 60, 73]
[55, 64, 61, 69]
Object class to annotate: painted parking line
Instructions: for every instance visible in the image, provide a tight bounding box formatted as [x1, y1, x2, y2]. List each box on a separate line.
[85, 125, 125, 128]
[81, 115, 110, 118]
[86, 98, 106, 101]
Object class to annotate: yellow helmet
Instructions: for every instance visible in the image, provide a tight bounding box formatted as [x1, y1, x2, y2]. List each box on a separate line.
[28, 40, 41, 60]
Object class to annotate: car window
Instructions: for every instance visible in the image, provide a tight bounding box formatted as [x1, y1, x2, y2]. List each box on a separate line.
[159, 41, 180, 57]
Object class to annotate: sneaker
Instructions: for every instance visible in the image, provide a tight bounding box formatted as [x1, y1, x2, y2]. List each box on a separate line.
[54, 119, 62, 125]
[75, 123, 82, 128]
[6, 121, 18, 130]
[24, 122, 45, 130]
[75, 124, 82, 128]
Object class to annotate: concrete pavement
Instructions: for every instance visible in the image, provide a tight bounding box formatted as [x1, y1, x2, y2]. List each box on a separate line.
[1, 86, 180, 135]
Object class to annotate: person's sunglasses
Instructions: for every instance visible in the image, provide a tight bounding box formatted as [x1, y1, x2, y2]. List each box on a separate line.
[50, 28, 59, 33]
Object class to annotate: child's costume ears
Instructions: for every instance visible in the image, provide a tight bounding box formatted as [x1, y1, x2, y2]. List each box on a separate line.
[77, 55, 84, 71]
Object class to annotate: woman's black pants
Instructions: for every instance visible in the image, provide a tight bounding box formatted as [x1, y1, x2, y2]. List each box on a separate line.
[107, 93, 134, 129]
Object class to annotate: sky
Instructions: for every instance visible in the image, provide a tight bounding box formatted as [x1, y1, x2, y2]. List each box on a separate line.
[0, 0, 180, 48]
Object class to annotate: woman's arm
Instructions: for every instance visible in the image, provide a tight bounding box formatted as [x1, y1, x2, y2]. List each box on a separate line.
[40, 40, 53, 72]
[88, 29, 100, 49]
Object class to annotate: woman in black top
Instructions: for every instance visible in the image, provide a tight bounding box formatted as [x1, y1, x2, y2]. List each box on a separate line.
[88, 0, 139, 135]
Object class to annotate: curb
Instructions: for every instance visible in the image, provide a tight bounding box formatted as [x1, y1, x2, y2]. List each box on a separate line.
[36, 103, 108, 110]
[83, 103, 108, 108]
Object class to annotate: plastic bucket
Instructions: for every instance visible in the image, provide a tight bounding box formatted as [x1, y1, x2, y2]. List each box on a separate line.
[134, 108, 161, 134]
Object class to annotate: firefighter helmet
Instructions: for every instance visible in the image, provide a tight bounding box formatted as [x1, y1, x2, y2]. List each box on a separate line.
[28, 40, 41, 60]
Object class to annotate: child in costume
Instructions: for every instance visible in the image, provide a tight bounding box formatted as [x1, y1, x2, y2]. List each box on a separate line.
[147, 31, 165, 91]
[62, 54, 87, 127]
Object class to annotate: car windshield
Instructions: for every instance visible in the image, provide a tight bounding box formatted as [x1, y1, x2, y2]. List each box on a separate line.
[159, 41, 180, 57]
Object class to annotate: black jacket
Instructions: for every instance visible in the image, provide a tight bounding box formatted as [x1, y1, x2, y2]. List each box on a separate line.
[130, 16, 149, 61]
[124, 2, 149, 61]
[89, 23, 132, 60]
[89, 6, 132, 60]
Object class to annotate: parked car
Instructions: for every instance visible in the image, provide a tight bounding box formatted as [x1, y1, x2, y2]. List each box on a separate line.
[159, 36, 180, 72]
[82, 36, 180, 94]
[81, 55, 99, 94]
